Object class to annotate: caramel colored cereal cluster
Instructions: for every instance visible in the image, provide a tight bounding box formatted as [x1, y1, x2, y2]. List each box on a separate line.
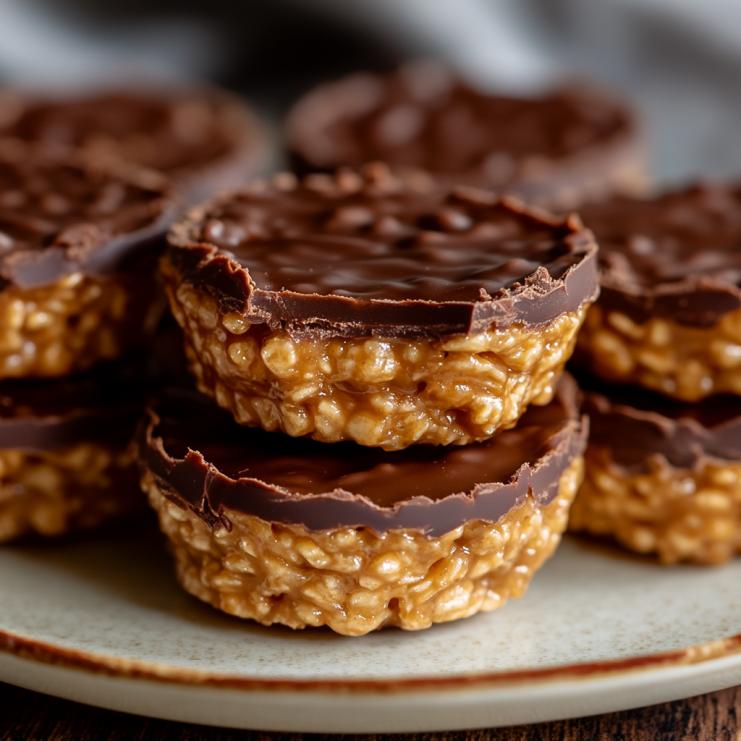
[0, 274, 163, 379]
[142, 459, 582, 636]
[577, 305, 741, 402]
[0, 443, 139, 542]
[164, 276, 587, 450]
[570, 447, 741, 565]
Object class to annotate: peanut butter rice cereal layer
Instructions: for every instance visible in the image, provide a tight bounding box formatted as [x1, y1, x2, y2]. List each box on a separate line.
[0, 87, 269, 205]
[576, 183, 741, 401]
[165, 165, 598, 449]
[0, 144, 172, 378]
[286, 62, 645, 209]
[570, 383, 741, 564]
[139, 376, 587, 635]
[0, 363, 146, 542]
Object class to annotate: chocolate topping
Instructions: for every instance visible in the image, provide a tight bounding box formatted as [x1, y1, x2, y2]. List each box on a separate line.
[0, 88, 268, 204]
[582, 379, 741, 471]
[286, 62, 637, 197]
[0, 144, 172, 288]
[139, 376, 587, 535]
[580, 183, 741, 327]
[167, 166, 599, 339]
[0, 361, 147, 452]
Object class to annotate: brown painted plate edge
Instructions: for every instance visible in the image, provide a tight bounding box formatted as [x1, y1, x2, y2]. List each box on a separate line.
[1, 628, 740, 695]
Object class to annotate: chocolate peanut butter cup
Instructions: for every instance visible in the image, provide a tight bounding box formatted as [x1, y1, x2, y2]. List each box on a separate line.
[286, 62, 644, 208]
[576, 183, 741, 401]
[164, 164, 598, 450]
[0, 143, 172, 378]
[0, 86, 269, 206]
[571, 381, 741, 564]
[0, 362, 147, 542]
[139, 375, 587, 635]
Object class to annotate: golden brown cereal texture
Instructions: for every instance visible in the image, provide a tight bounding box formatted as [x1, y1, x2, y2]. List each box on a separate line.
[142, 458, 582, 636]
[577, 304, 741, 401]
[570, 446, 741, 565]
[164, 277, 588, 450]
[0, 273, 163, 378]
[0, 443, 140, 542]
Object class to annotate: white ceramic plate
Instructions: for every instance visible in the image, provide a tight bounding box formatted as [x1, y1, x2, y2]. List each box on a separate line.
[0, 526, 739, 733]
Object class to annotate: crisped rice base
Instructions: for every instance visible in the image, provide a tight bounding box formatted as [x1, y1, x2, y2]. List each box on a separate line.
[577, 305, 741, 401]
[0, 443, 140, 543]
[165, 280, 589, 450]
[0, 273, 163, 378]
[570, 447, 741, 565]
[142, 459, 582, 636]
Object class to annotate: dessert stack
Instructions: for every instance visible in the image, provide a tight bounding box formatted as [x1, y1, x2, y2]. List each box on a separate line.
[139, 163, 597, 635]
[570, 185, 741, 564]
[286, 61, 645, 209]
[0, 87, 269, 542]
[0, 87, 269, 206]
[0, 142, 172, 541]
[138, 63, 654, 636]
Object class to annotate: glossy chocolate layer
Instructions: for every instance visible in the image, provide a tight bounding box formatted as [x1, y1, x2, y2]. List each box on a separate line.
[139, 376, 587, 535]
[580, 183, 741, 327]
[0, 88, 268, 204]
[582, 379, 741, 470]
[286, 62, 638, 198]
[0, 361, 147, 452]
[167, 166, 598, 339]
[0, 144, 172, 288]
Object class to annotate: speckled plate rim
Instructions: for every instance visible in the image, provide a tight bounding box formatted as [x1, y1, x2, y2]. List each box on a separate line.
[1, 630, 741, 732]
[1, 626, 740, 693]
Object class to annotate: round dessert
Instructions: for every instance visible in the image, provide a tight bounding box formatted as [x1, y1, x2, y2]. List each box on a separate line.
[286, 62, 644, 208]
[164, 165, 598, 450]
[0, 87, 269, 206]
[139, 376, 587, 636]
[0, 143, 172, 378]
[571, 382, 741, 565]
[0, 362, 146, 542]
[577, 183, 741, 401]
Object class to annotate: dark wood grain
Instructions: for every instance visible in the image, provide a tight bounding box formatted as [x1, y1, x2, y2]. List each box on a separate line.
[0, 682, 738, 741]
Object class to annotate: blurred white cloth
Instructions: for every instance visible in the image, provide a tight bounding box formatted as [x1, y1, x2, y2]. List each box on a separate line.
[2, 0, 741, 182]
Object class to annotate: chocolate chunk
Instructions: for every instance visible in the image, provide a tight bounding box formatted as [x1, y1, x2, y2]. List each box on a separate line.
[286, 62, 638, 200]
[0, 360, 148, 452]
[579, 182, 741, 327]
[0, 143, 172, 288]
[167, 165, 599, 339]
[138, 375, 587, 535]
[0, 88, 269, 205]
[581, 377, 741, 470]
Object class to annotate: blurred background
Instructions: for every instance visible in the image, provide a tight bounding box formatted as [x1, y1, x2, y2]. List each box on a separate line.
[1, 0, 740, 183]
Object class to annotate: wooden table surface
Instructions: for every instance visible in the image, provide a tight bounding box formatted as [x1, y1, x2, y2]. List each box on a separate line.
[1, 682, 738, 740]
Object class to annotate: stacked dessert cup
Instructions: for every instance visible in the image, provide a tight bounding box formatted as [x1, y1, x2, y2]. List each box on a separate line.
[0, 142, 173, 541]
[570, 184, 741, 564]
[0, 86, 270, 207]
[286, 61, 646, 209]
[139, 163, 600, 635]
[0, 85, 269, 542]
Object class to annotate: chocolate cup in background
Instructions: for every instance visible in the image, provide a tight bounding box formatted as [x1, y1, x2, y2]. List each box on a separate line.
[138, 375, 587, 636]
[0, 86, 271, 207]
[164, 165, 599, 450]
[285, 61, 646, 210]
[0, 143, 173, 379]
[576, 182, 741, 401]
[0, 361, 151, 543]
[570, 381, 741, 565]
